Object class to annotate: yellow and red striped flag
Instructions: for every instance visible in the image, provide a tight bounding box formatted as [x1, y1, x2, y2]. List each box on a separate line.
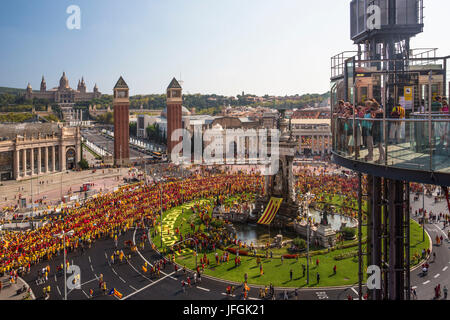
[114, 289, 122, 299]
[257, 198, 283, 225]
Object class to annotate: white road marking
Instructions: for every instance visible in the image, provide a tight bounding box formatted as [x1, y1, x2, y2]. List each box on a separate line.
[434, 274, 440, 278]
[56, 285, 61, 296]
[111, 268, 118, 275]
[81, 289, 90, 299]
[423, 280, 431, 285]
[248, 297, 259, 300]
[55, 274, 57, 282]
[129, 285, 138, 291]
[119, 276, 126, 283]
[88, 256, 91, 263]
[351, 287, 358, 295]
[197, 286, 210, 292]
[443, 266, 448, 272]
[90, 265, 94, 272]
[221, 292, 236, 297]
[126, 260, 154, 283]
[121, 272, 175, 300]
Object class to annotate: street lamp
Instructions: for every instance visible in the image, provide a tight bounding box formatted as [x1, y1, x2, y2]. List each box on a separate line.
[154, 174, 164, 249]
[53, 228, 75, 300]
[303, 193, 312, 285]
[422, 184, 425, 242]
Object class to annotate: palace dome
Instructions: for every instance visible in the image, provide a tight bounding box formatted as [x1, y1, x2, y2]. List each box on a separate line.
[59, 72, 69, 89]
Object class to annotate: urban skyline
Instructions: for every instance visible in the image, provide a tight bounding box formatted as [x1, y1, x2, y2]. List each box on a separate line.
[1, 0, 450, 97]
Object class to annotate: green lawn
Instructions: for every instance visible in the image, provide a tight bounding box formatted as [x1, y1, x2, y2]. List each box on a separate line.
[150, 200, 430, 288]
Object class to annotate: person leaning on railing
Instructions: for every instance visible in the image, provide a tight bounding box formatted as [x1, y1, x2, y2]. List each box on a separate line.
[343, 104, 353, 156]
[389, 104, 402, 145]
[333, 100, 346, 153]
[370, 100, 385, 164]
[438, 99, 449, 153]
[362, 101, 374, 161]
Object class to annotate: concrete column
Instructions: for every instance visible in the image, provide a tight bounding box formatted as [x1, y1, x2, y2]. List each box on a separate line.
[60, 145, 66, 172]
[30, 148, 34, 176]
[14, 149, 20, 180]
[37, 147, 42, 175]
[45, 147, 49, 173]
[52, 145, 56, 172]
[22, 149, 27, 177]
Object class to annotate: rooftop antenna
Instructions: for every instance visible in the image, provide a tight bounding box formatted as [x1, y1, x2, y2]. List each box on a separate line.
[178, 73, 184, 87]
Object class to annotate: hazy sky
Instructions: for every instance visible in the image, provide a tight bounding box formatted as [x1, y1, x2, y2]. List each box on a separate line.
[0, 0, 448, 96]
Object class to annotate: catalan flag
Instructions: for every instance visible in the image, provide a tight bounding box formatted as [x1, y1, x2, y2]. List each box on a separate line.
[109, 288, 123, 299]
[257, 198, 283, 225]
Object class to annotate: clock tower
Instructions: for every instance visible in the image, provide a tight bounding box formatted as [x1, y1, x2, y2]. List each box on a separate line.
[113, 76, 130, 166]
[166, 77, 183, 159]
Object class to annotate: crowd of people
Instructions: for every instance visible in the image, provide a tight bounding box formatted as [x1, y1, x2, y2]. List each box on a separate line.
[0, 173, 262, 281]
[333, 96, 449, 161]
[295, 165, 361, 219]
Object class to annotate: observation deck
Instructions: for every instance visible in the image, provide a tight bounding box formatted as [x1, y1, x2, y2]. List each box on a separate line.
[330, 54, 450, 186]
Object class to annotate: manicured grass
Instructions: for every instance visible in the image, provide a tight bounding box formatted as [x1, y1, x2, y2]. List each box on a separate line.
[151, 200, 430, 288]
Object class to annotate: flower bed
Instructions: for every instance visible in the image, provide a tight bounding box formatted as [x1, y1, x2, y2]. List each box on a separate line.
[282, 254, 298, 259]
[226, 248, 249, 256]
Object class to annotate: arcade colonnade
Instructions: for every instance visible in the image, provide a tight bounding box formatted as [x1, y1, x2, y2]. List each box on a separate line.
[295, 133, 332, 155]
[0, 127, 82, 181]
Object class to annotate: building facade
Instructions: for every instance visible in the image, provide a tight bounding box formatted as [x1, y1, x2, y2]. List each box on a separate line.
[0, 123, 81, 181]
[291, 119, 332, 156]
[113, 77, 130, 166]
[25, 72, 101, 104]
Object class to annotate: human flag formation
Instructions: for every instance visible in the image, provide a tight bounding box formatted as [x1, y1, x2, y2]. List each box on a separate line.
[109, 288, 123, 299]
[257, 197, 283, 225]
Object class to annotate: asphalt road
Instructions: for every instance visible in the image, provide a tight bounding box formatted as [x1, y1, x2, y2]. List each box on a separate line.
[81, 129, 152, 161]
[21, 193, 449, 301]
[410, 194, 449, 300]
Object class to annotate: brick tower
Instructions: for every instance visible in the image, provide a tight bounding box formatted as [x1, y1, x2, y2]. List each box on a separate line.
[166, 77, 183, 159]
[113, 76, 130, 166]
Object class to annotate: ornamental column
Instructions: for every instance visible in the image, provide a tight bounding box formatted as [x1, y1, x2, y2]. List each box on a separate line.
[22, 149, 27, 177]
[30, 148, 34, 176]
[60, 145, 66, 172]
[45, 147, 49, 173]
[14, 149, 20, 180]
[37, 147, 42, 175]
[52, 145, 56, 172]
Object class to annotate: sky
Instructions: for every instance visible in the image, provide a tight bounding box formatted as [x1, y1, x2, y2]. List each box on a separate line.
[0, 0, 448, 97]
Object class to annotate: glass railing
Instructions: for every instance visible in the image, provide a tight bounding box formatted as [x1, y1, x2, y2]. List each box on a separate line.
[332, 115, 450, 174]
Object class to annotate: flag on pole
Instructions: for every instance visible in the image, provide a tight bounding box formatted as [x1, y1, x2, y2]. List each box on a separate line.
[257, 198, 283, 225]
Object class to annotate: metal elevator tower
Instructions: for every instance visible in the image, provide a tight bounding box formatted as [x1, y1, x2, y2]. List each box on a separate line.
[350, 0, 424, 300]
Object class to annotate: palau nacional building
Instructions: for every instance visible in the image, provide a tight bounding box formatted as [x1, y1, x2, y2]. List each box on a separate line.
[0, 72, 103, 182]
[25, 72, 101, 104]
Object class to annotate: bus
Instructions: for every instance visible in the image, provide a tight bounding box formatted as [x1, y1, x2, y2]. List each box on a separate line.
[152, 151, 163, 160]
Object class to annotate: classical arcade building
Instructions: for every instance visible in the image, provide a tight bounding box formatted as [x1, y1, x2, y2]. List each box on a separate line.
[0, 124, 82, 181]
[291, 119, 331, 156]
[25, 72, 101, 104]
